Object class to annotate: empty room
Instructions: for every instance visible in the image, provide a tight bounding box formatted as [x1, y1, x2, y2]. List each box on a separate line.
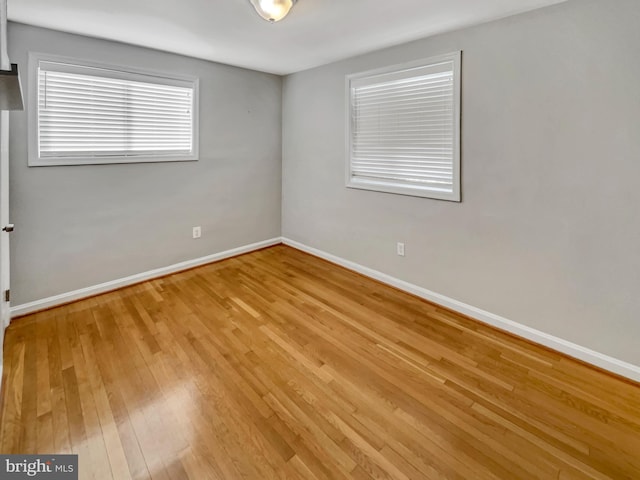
[0, 0, 639, 478]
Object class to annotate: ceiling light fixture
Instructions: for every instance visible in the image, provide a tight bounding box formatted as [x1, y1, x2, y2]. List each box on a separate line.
[249, 0, 297, 23]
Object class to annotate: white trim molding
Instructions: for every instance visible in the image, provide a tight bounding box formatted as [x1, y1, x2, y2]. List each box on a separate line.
[282, 237, 640, 383]
[11, 235, 640, 383]
[10, 237, 281, 318]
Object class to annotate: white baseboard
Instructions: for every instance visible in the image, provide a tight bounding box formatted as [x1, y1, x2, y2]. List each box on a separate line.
[282, 237, 640, 383]
[10, 235, 640, 383]
[10, 237, 282, 318]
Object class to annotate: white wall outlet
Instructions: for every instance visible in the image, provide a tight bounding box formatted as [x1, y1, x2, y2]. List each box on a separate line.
[397, 242, 405, 256]
[192, 226, 202, 239]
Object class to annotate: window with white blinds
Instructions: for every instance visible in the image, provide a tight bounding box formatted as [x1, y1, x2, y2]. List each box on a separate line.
[28, 54, 198, 166]
[346, 52, 461, 201]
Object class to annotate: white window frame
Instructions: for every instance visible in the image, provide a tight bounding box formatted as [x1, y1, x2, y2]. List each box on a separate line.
[28, 52, 199, 166]
[345, 52, 461, 202]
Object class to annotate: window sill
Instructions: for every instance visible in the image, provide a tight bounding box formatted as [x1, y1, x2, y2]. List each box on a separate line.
[346, 177, 460, 202]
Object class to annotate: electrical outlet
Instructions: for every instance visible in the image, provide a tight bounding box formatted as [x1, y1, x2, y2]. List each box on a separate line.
[192, 226, 202, 239]
[397, 242, 405, 257]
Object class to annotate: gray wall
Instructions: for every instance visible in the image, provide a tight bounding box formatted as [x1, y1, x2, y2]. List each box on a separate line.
[9, 23, 282, 305]
[282, 0, 640, 365]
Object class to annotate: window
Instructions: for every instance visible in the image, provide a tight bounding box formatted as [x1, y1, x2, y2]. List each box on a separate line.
[28, 53, 198, 166]
[346, 52, 461, 201]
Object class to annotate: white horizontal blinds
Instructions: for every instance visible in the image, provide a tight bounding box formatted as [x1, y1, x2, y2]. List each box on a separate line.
[351, 61, 455, 193]
[37, 61, 194, 159]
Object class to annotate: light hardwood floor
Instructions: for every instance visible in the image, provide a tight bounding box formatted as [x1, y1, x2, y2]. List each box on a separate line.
[1, 245, 639, 479]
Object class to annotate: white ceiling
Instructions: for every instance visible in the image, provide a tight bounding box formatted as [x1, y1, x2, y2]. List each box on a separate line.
[9, 0, 567, 75]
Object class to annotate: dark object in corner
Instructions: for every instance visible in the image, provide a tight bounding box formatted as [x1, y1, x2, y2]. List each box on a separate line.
[0, 64, 24, 111]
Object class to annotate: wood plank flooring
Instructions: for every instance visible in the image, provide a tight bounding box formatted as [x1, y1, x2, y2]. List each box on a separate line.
[1, 245, 639, 479]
